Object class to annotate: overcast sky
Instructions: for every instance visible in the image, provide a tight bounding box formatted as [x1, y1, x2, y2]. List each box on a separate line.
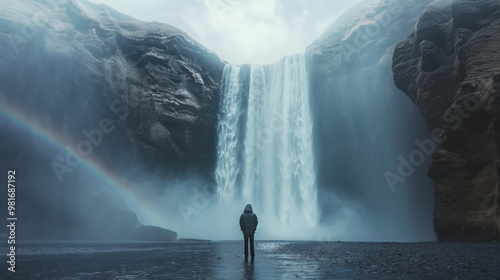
[88, 0, 362, 64]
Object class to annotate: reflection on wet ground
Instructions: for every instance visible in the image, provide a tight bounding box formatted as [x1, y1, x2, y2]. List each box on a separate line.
[0, 240, 298, 279]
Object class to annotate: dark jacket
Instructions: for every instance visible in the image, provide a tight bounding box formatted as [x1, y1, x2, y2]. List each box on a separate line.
[239, 204, 258, 235]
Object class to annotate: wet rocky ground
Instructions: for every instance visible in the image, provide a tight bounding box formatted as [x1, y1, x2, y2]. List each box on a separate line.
[273, 241, 500, 279]
[1, 240, 499, 279]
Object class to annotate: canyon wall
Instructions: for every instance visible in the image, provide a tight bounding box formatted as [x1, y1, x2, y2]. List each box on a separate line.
[0, 0, 224, 239]
[393, 0, 500, 241]
[306, 0, 437, 241]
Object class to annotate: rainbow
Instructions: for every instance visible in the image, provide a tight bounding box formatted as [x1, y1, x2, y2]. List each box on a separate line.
[0, 97, 172, 231]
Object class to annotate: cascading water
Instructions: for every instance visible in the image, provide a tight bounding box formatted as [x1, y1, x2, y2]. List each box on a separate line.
[216, 54, 319, 238]
[214, 51, 435, 241]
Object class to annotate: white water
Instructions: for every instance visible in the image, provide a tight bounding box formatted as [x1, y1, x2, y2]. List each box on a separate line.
[216, 54, 319, 239]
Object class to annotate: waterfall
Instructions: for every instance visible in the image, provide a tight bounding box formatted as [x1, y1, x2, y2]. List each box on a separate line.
[215, 64, 244, 204]
[216, 54, 318, 234]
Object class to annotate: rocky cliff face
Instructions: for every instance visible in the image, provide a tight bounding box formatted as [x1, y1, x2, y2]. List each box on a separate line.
[393, 0, 500, 241]
[0, 0, 224, 239]
[305, 0, 438, 241]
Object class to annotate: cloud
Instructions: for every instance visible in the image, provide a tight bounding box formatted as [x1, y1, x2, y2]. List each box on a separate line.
[88, 0, 362, 64]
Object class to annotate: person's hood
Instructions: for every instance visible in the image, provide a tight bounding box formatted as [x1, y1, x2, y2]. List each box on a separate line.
[244, 204, 253, 213]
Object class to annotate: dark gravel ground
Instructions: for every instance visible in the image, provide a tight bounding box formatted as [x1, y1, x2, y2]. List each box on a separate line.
[1, 240, 499, 279]
[271, 241, 500, 279]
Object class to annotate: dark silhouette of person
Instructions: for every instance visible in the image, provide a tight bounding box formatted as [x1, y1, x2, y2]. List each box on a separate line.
[239, 204, 258, 259]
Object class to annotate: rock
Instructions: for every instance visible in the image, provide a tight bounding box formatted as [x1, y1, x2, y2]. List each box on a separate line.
[393, 0, 500, 241]
[131, 225, 177, 241]
[0, 0, 223, 239]
[305, 0, 436, 240]
[1, 0, 225, 172]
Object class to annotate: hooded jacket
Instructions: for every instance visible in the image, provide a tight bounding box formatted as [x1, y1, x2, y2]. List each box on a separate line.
[239, 204, 258, 235]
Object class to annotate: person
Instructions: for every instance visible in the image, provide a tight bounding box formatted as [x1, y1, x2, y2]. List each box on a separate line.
[239, 204, 258, 259]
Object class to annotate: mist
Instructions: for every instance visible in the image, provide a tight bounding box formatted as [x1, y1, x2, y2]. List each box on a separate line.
[1, 0, 436, 243]
[4, 0, 500, 278]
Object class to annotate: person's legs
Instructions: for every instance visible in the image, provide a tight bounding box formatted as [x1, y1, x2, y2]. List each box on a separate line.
[250, 234, 255, 258]
[244, 234, 249, 258]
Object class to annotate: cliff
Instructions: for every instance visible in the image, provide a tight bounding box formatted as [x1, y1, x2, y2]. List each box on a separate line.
[305, 0, 437, 241]
[0, 0, 224, 239]
[393, 0, 500, 241]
